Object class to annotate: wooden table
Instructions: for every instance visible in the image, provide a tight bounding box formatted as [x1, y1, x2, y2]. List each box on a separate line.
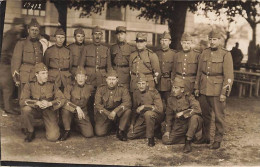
[234, 69, 260, 97]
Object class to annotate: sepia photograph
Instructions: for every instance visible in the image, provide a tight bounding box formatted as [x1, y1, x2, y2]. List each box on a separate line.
[0, 0, 260, 166]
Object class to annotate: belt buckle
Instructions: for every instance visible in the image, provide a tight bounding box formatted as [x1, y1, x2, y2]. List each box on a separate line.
[58, 68, 61, 71]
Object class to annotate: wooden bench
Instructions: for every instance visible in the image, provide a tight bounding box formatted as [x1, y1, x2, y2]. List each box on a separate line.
[234, 79, 256, 97]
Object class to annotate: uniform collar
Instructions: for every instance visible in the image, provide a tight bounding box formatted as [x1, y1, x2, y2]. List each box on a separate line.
[55, 44, 63, 48]
[29, 37, 39, 42]
[75, 42, 84, 46]
[210, 47, 218, 51]
[118, 41, 126, 46]
[183, 49, 191, 53]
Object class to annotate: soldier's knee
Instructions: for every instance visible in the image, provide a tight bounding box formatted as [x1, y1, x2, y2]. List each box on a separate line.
[127, 131, 135, 140]
[22, 106, 32, 114]
[95, 127, 108, 137]
[81, 128, 94, 138]
[46, 131, 60, 142]
[190, 114, 201, 123]
[123, 109, 131, 117]
[144, 110, 155, 120]
[162, 137, 173, 145]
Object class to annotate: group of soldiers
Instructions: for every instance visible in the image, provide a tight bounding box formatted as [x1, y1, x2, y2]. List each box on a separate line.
[0, 18, 234, 154]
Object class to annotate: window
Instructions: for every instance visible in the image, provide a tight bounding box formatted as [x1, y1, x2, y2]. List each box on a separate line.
[106, 6, 125, 21]
[22, 0, 46, 16]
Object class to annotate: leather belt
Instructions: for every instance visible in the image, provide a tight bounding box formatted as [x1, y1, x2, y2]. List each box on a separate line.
[85, 65, 106, 69]
[176, 72, 196, 77]
[131, 72, 153, 75]
[72, 65, 78, 68]
[50, 67, 69, 71]
[202, 71, 223, 76]
[114, 65, 129, 68]
[162, 72, 170, 78]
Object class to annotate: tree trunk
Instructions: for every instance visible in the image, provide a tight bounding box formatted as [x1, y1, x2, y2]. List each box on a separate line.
[0, 1, 6, 54]
[224, 31, 230, 49]
[53, 1, 67, 44]
[168, 1, 188, 51]
[247, 23, 257, 65]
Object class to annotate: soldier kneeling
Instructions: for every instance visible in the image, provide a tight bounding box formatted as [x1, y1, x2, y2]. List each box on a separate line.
[127, 73, 164, 147]
[60, 67, 95, 141]
[94, 70, 132, 141]
[162, 78, 203, 153]
[20, 63, 65, 142]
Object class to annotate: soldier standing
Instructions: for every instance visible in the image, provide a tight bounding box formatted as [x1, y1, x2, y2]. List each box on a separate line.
[156, 31, 176, 109]
[194, 30, 234, 149]
[111, 26, 135, 89]
[44, 28, 72, 91]
[162, 78, 203, 153]
[20, 63, 65, 142]
[172, 33, 200, 93]
[79, 26, 112, 88]
[127, 73, 163, 147]
[129, 33, 161, 92]
[0, 17, 25, 115]
[67, 28, 86, 77]
[94, 70, 132, 141]
[11, 18, 43, 93]
[60, 67, 94, 141]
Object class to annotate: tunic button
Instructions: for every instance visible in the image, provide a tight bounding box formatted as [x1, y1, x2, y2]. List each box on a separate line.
[184, 63, 186, 65]
[185, 54, 187, 57]
[184, 68, 186, 70]
[184, 59, 186, 61]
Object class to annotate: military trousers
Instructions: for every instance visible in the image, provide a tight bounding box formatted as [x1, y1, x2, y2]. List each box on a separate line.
[0, 65, 14, 111]
[199, 95, 226, 142]
[21, 106, 60, 141]
[159, 91, 170, 112]
[162, 114, 203, 145]
[62, 108, 94, 138]
[94, 109, 131, 136]
[127, 110, 163, 139]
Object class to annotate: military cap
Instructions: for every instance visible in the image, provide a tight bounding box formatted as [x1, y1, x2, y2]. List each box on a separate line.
[28, 18, 40, 28]
[137, 73, 147, 82]
[135, 33, 147, 42]
[181, 32, 192, 41]
[35, 63, 48, 73]
[75, 66, 86, 75]
[160, 31, 171, 40]
[54, 28, 65, 36]
[208, 30, 221, 39]
[172, 77, 185, 88]
[13, 17, 25, 25]
[74, 28, 85, 36]
[92, 26, 103, 34]
[106, 70, 118, 78]
[116, 26, 126, 34]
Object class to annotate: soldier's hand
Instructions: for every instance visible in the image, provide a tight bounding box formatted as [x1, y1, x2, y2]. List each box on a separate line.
[76, 106, 85, 120]
[219, 95, 226, 102]
[15, 81, 20, 87]
[163, 132, 170, 139]
[108, 111, 116, 120]
[194, 89, 200, 97]
[176, 112, 183, 118]
[130, 124, 134, 133]
[136, 105, 145, 114]
[36, 101, 46, 109]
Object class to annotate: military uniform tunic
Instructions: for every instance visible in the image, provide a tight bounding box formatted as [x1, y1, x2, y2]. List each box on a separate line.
[20, 80, 65, 141]
[194, 47, 234, 142]
[94, 84, 132, 136]
[127, 89, 163, 139]
[67, 43, 85, 77]
[129, 48, 161, 92]
[62, 83, 95, 138]
[162, 93, 203, 144]
[79, 43, 112, 87]
[172, 49, 200, 93]
[44, 45, 72, 89]
[111, 42, 136, 88]
[11, 37, 43, 89]
[0, 29, 21, 111]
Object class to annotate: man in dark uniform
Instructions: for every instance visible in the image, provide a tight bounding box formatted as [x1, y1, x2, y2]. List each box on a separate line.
[0, 17, 25, 115]
[11, 18, 43, 93]
[162, 77, 203, 153]
[20, 63, 65, 142]
[172, 33, 200, 93]
[129, 33, 161, 92]
[44, 28, 72, 91]
[94, 70, 132, 141]
[60, 66, 94, 140]
[111, 26, 136, 89]
[79, 26, 112, 87]
[231, 42, 244, 70]
[156, 31, 176, 109]
[194, 30, 234, 149]
[127, 73, 163, 147]
[67, 28, 86, 77]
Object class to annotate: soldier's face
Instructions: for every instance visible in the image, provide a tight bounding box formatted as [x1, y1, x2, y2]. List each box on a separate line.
[137, 81, 148, 92]
[75, 74, 87, 86]
[14, 24, 24, 33]
[55, 35, 65, 47]
[93, 32, 102, 43]
[136, 41, 147, 50]
[181, 40, 192, 51]
[117, 32, 126, 42]
[36, 71, 48, 83]
[75, 34, 85, 44]
[209, 38, 220, 48]
[160, 39, 171, 50]
[106, 76, 118, 88]
[172, 86, 184, 97]
[28, 26, 39, 39]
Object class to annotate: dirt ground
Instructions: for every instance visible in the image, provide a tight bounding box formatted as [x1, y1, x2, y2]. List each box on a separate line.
[1, 96, 260, 166]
